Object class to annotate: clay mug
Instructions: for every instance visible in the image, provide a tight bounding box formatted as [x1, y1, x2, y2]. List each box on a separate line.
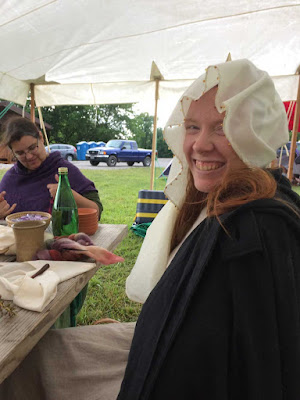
[12, 220, 47, 262]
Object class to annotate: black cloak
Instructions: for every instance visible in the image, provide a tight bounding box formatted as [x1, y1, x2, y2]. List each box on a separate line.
[118, 171, 300, 400]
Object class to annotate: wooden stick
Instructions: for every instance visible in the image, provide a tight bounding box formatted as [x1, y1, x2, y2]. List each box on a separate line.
[226, 52, 232, 62]
[30, 83, 35, 123]
[37, 107, 51, 151]
[150, 79, 159, 190]
[288, 75, 300, 181]
[31, 263, 50, 279]
[287, 100, 294, 123]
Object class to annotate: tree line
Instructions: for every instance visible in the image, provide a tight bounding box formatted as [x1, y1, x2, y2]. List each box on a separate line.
[39, 104, 173, 158]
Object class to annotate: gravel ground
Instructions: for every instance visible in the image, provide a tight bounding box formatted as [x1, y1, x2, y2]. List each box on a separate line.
[0, 158, 172, 171]
[71, 158, 172, 170]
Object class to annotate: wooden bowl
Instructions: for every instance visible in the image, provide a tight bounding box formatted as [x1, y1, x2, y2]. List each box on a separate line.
[6, 211, 52, 229]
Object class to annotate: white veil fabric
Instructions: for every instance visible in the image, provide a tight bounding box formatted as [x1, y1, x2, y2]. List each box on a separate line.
[126, 59, 289, 303]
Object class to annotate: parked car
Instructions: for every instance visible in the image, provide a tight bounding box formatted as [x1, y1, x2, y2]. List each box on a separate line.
[276, 141, 300, 158]
[46, 144, 77, 161]
[85, 139, 154, 167]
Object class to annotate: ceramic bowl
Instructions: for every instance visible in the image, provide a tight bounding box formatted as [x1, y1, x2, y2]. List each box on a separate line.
[6, 211, 52, 229]
[78, 208, 97, 217]
[78, 208, 98, 235]
[78, 224, 98, 236]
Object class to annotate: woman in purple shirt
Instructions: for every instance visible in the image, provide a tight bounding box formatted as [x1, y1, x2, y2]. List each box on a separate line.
[0, 116, 103, 327]
[0, 116, 102, 219]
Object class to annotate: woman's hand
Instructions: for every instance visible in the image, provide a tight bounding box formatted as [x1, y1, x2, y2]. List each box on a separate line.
[0, 191, 17, 219]
[47, 174, 59, 198]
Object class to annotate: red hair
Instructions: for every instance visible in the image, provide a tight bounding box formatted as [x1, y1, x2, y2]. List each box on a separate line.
[170, 166, 277, 252]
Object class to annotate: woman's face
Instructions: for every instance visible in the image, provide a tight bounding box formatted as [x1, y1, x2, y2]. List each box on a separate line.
[11, 133, 47, 171]
[183, 86, 245, 193]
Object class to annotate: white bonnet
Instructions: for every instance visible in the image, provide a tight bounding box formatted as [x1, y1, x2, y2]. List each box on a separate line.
[164, 59, 289, 209]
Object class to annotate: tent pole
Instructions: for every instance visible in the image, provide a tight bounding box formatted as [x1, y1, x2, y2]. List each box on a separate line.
[287, 73, 300, 181]
[30, 83, 35, 123]
[226, 52, 232, 61]
[150, 79, 159, 190]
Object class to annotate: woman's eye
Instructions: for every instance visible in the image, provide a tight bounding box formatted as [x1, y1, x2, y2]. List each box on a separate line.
[185, 125, 199, 133]
[214, 125, 225, 135]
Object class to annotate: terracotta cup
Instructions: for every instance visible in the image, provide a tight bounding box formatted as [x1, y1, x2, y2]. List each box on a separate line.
[12, 220, 47, 262]
[78, 208, 98, 235]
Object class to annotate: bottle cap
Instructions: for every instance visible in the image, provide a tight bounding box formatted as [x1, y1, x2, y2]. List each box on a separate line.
[58, 167, 68, 173]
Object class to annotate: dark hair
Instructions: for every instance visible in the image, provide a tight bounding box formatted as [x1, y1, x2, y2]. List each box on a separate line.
[170, 166, 277, 252]
[1, 117, 40, 148]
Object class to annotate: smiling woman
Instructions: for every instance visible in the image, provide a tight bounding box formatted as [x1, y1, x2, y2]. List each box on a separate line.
[122, 59, 300, 399]
[183, 86, 245, 193]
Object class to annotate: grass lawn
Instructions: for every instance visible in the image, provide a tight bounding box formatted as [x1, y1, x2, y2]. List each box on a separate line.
[1, 167, 300, 325]
[294, 186, 300, 195]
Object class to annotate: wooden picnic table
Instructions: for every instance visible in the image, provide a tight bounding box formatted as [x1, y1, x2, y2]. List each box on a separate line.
[0, 223, 128, 384]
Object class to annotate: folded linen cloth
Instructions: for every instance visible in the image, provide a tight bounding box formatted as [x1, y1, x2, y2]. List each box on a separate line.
[0, 225, 15, 254]
[0, 259, 96, 312]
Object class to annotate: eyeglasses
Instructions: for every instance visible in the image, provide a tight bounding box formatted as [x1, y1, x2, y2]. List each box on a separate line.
[13, 139, 39, 159]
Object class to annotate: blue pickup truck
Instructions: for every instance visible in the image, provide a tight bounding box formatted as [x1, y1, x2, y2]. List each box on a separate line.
[85, 139, 154, 167]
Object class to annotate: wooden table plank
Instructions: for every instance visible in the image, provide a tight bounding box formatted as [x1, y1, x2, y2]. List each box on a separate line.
[0, 223, 127, 384]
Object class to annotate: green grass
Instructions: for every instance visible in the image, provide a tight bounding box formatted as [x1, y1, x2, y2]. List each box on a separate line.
[0, 167, 166, 324]
[294, 186, 300, 195]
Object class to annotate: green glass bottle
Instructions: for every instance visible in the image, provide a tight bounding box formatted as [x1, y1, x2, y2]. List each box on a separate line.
[52, 167, 79, 237]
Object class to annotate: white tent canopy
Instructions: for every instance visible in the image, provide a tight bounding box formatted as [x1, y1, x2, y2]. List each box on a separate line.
[0, 0, 300, 126]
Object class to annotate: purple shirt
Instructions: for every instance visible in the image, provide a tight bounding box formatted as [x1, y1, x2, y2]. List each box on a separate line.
[0, 152, 98, 213]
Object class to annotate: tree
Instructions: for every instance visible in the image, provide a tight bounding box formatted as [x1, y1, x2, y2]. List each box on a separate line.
[156, 128, 173, 158]
[40, 105, 95, 145]
[128, 113, 154, 148]
[93, 104, 137, 141]
[40, 104, 138, 145]
[126, 114, 173, 157]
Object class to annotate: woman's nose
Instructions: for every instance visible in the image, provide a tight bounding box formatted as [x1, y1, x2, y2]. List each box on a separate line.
[24, 151, 34, 159]
[192, 129, 214, 153]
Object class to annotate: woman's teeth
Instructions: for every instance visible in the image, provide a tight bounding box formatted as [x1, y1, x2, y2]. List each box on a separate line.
[195, 161, 224, 171]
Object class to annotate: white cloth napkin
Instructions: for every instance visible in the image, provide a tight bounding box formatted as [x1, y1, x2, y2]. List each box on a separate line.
[0, 225, 15, 254]
[0, 259, 96, 312]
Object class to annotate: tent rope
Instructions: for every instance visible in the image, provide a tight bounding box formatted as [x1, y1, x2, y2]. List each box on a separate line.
[0, 102, 14, 119]
[287, 101, 293, 122]
[37, 107, 51, 152]
[278, 101, 296, 167]
[154, 155, 167, 185]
